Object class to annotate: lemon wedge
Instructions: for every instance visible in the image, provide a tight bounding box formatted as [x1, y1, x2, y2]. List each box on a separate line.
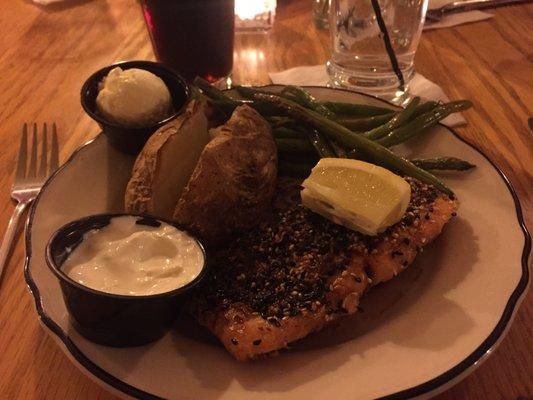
[301, 158, 411, 236]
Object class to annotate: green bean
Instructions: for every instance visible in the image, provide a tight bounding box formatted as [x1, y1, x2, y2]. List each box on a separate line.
[323, 101, 393, 117]
[209, 98, 266, 115]
[336, 112, 396, 131]
[267, 116, 296, 128]
[250, 100, 286, 116]
[346, 149, 359, 159]
[278, 161, 314, 177]
[193, 79, 282, 115]
[234, 85, 275, 100]
[273, 127, 306, 139]
[411, 101, 439, 119]
[377, 101, 473, 147]
[278, 151, 319, 164]
[275, 126, 338, 157]
[330, 140, 348, 158]
[236, 86, 314, 112]
[209, 98, 282, 116]
[362, 97, 421, 141]
[410, 157, 476, 171]
[236, 85, 312, 112]
[193, 77, 234, 102]
[307, 129, 336, 158]
[346, 148, 372, 162]
[269, 113, 391, 133]
[207, 99, 238, 114]
[281, 86, 335, 118]
[190, 85, 211, 102]
[275, 138, 315, 154]
[254, 93, 454, 195]
[333, 101, 436, 132]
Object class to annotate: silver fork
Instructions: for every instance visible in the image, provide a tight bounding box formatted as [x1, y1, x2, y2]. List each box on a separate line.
[0, 123, 59, 283]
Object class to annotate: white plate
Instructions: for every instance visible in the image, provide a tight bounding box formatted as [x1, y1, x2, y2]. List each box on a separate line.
[25, 87, 530, 400]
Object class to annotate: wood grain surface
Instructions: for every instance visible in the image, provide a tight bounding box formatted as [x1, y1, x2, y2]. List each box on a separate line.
[0, 0, 531, 399]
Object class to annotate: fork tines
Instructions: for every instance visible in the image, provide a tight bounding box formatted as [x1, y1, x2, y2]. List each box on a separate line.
[16, 123, 59, 183]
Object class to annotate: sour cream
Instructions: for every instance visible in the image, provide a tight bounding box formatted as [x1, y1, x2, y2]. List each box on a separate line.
[62, 216, 204, 296]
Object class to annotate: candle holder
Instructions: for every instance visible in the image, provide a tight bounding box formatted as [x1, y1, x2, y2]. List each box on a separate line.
[235, 0, 277, 32]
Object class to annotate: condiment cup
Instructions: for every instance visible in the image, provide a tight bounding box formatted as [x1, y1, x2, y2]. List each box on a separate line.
[80, 60, 190, 155]
[46, 213, 207, 347]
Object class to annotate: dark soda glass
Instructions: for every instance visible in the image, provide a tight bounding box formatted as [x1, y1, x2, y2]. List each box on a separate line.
[140, 0, 235, 83]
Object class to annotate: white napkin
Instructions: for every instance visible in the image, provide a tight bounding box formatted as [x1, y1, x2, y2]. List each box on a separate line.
[425, 0, 493, 30]
[269, 65, 466, 127]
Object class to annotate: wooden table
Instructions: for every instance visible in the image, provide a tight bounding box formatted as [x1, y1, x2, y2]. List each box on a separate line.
[0, 0, 531, 399]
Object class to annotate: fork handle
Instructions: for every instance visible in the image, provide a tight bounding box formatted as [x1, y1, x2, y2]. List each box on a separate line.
[0, 201, 30, 284]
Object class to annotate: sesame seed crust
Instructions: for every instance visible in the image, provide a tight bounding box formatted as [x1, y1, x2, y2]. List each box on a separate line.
[190, 177, 458, 360]
[192, 177, 457, 324]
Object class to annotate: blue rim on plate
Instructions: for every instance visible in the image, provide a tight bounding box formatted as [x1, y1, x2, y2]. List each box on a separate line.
[23, 87, 531, 400]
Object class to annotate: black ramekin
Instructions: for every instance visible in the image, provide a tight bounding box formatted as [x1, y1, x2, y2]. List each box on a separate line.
[80, 60, 190, 155]
[46, 213, 207, 347]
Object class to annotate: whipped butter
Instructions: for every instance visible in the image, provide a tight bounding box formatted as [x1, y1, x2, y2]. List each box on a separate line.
[96, 67, 173, 127]
[62, 216, 204, 296]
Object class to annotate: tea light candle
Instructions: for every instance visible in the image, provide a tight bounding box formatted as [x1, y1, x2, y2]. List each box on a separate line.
[235, 0, 277, 31]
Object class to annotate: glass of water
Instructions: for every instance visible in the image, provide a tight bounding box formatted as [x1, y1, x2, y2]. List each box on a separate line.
[313, 0, 331, 29]
[327, 0, 428, 105]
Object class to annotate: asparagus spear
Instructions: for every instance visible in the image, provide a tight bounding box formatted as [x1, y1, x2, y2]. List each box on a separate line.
[254, 93, 454, 195]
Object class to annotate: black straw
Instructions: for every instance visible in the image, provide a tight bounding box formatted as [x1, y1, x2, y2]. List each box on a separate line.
[370, 0, 405, 91]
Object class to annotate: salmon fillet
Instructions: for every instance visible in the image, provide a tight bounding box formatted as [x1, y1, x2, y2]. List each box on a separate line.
[190, 177, 458, 361]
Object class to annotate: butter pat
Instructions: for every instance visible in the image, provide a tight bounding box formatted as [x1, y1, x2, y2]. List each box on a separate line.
[301, 158, 411, 236]
[96, 67, 173, 127]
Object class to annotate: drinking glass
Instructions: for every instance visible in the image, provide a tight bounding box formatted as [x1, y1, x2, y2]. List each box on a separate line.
[313, 0, 331, 29]
[140, 0, 235, 87]
[327, 0, 428, 104]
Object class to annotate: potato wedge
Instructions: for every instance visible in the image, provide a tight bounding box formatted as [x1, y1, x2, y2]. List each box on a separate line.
[173, 105, 277, 246]
[124, 100, 212, 219]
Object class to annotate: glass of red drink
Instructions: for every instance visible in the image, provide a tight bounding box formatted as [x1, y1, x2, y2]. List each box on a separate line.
[140, 0, 235, 86]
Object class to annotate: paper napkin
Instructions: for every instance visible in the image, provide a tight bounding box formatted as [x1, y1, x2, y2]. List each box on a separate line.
[425, 0, 494, 30]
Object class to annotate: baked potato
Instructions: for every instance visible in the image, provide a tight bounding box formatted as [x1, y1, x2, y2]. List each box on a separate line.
[173, 105, 277, 246]
[124, 100, 212, 219]
[125, 101, 277, 246]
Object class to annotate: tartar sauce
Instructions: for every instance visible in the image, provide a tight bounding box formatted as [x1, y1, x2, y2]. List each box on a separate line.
[62, 216, 204, 296]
